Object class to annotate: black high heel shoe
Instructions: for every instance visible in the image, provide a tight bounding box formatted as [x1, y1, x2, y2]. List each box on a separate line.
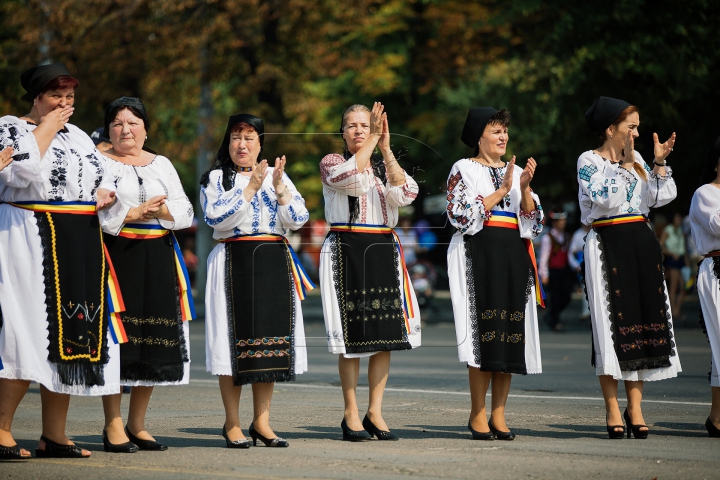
[705, 417, 720, 438]
[605, 413, 624, 439]
[248, 422, 288, 447]
[102, 430, 139, 453]
[467, 421, 493, 441]
[341, 419, 372, 442]
[125, 426, 167, 451]
[488, 418, 515, 441]
[362, 415, 399, 441]
[623, 409, 649, 439]
[221, 425, 250, 449]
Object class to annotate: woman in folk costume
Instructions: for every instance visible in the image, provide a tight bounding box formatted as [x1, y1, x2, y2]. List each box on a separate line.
[579, 96, 679, 439]
[689, 136, 720, 438]
[446, 108, 544, 441]
[201, 114, 312, 448]
[319, 103, 421, 442]
[0, 63, 120, 459]
[98, 97, 195, 453]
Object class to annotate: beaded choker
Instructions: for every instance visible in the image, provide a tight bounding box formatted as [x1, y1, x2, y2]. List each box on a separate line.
[235, 165, 255, 172]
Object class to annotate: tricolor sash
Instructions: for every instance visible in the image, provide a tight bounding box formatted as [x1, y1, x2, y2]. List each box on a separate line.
[591, 214, 647, 227]
[330, 223, 416, 331]
[118, 223, 196, 321]
[221, 233, 316, 300]
[484, 212, 546, 308]
[11, 201, 128, 344]
[705, 250, 720, 258]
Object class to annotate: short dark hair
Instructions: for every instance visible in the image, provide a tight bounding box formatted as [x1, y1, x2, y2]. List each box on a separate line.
[39, 75, 79, 96]
[487, 109, 511, 128]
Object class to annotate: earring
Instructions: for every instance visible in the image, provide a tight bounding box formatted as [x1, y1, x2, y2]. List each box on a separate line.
[610, 135, 613, 138]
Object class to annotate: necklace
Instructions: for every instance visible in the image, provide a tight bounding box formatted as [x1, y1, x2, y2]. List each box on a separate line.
[235, 165, 255, 172]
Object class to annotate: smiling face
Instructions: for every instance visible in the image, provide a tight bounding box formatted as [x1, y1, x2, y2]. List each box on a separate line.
[109, 108, 146, 154]
[35, 87, 75, 118]
[342, 110, 371, 156]
[478, 122, 509, 159]
[228, 125, 261, 167]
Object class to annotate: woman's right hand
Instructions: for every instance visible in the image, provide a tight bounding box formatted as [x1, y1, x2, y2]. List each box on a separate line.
[500, 156, 516, 193]
[622, 130, 634, 168]
[243, 159, 268, 201]
[370, 102, 384, 138]
[0, 146, 14, 171]
[40, 106, 74, 131]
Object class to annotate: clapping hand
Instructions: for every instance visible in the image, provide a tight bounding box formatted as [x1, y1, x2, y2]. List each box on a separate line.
[0, 146, 14, 172]
[272, 155, 286, 190]
[519, 157, 537, 191]
[248, 160, 268, 193]
[139, 195, 167, 221]
[379, 113, 391, 152]
[500, 156, 516, 193]
[654, 132, 676, 163]
[622, 130, 635, 165]
[370, 102, 385, 138]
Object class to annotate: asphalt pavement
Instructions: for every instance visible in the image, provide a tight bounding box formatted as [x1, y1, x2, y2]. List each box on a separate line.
[2, 293, 718, 479]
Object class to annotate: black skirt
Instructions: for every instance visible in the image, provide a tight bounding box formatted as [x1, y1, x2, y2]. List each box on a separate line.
[224, 239, 296, 385]
[327, 230, 411, 355]
[104, 234, 188, 383]
[592, 221, 675, 371]
[36, 212, 110, 387]
[464, 226, 533, 374]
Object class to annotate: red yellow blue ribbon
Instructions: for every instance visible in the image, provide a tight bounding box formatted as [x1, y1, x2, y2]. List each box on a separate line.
[221, 233, 316, 300]
[591, 214, 647, 227]
[484, 212, 546, 308]
[104, 243, 128, 344]
[118, 224, 196, 321]
[10, 201, 97, 215]
[329, 223, 416, 332]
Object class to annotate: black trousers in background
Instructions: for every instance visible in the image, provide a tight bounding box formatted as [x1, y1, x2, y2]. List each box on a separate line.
[545, 267, 574, 327]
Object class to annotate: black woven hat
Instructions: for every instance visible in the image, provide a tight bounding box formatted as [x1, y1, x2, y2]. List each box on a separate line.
[460, 107, 498, 149]
[20, 62, 73, 102]
[585, 96, 631, 133]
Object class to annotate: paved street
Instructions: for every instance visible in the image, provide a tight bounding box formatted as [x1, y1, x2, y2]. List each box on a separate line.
[3, 294, 718, 479]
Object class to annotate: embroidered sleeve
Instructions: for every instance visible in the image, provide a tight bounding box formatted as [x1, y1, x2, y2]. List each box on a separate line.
[577, 155, 631, 210]
[446, 165, 488, 234]
[0, 118, 43, 188]
[200, 170, 250, 229]
[98, 195, 131, 236]
[385, 170, 418, 208]
[157, 157, 194, 230]
[319, 153, 373, 196]
[277, 173, 310, 231]
[691, 187, 720, 237]
[518, 190, 544, 239]
[646, 163, 676, 208]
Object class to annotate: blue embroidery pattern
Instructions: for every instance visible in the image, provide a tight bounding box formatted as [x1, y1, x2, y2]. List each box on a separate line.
[260, 191, 277, 232]
[250, 195, 260, 233]
[201, 176, 245, 226]
[626, 178, 638, 203]
[579, 164, 598, 182]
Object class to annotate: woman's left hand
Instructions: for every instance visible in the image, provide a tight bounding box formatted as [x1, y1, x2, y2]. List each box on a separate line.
[272, 155, 286, 189]
[654, 132, 676, 162]
[96, 188, 117, 211]
[519, 157, 536, 191]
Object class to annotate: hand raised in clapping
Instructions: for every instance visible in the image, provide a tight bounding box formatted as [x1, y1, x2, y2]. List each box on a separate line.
[622, 130, 635, 166]
[0, 146, 14, 172]
[370, 102, 385, 138]
[272, 155, 286, 189]
[519, 157, 537, 191]
[500, 156, 516, 193]
[243, 160, 268, 201]
[379, 113, 392, 152]
[124, 195, 167, 222]
[654, 132, 676, 163]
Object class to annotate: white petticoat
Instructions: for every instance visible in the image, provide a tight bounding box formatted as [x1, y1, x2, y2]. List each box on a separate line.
[0, 204, 120, 395]
[584, 228, 681, 381]
[204, 243, 307, 376]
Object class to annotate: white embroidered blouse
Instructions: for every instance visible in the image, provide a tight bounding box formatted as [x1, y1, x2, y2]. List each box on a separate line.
[200, 168, 309, 240]
[98, 156, 194, 235]
[690, 184, 720, 256]
[0, 116, 115, 201]
[576, 150, 676, 225]
[446, 158, 543, 238]
[319, 153, 418, 227]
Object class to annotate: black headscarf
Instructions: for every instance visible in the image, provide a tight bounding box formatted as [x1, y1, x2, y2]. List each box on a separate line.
[199, 113, 264, 190]
[585, 96, 631, 133]
[20, 62, 72, 102]
[103, 96, 156, 154]
[700, 136, 720, 186]
[461, 107, 498, 156]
